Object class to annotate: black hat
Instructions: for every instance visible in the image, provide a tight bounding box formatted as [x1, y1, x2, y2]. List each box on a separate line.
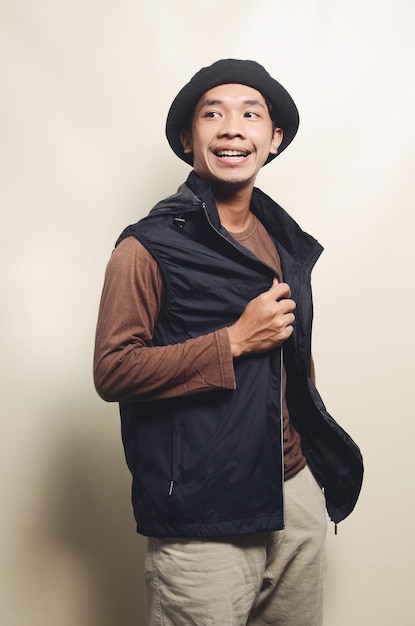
[165, 58, 299, 166]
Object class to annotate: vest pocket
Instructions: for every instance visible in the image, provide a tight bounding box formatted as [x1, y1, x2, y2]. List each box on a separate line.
[169, 415, 182, 497]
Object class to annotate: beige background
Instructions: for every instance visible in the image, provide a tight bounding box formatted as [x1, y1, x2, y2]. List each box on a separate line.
[1, 1, 414, 624]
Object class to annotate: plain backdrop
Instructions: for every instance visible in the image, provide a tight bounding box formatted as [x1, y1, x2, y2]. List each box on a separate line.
[1, 1, 414, 625]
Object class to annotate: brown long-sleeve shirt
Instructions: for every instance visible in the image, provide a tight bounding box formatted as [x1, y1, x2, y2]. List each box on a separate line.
[94, 215, 306, 479]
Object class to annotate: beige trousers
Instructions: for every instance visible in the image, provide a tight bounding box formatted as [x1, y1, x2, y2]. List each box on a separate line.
[145, 465, 327, 626]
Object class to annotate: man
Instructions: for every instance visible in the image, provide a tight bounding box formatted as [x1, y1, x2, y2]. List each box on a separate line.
[94, 59, 363, 626]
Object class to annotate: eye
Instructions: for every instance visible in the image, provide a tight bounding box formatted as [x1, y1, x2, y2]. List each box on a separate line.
[244, 111, 260, 119]
[203, 110, 221, 119]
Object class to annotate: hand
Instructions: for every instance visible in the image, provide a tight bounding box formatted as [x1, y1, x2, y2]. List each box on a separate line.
[227, 280, 296, 357]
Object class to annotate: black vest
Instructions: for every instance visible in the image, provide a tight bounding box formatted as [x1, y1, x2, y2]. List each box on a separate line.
[117, 172, 363, 538]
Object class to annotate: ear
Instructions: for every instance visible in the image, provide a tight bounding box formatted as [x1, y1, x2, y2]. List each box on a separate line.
[179, 129, 193, 154]
[269, 127, 283, 155]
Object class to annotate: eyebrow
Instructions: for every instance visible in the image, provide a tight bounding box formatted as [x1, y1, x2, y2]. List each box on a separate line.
[198, 98, 266, 109]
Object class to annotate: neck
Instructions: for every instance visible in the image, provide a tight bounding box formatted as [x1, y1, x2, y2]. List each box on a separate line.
[212, 182, 254, 233]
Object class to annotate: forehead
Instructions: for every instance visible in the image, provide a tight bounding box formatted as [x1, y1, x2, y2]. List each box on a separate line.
[194, 83, 268, 109]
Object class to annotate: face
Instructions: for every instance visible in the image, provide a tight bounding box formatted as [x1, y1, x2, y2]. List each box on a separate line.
[180, 84, 283, 190]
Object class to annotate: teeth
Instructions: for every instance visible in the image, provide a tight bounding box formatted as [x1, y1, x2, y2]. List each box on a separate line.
[217, 150, 247, 157]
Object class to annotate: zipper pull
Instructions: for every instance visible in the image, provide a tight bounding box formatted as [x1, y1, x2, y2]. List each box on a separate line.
[168, 480, 174, 496]
[334, 523, 338, 535]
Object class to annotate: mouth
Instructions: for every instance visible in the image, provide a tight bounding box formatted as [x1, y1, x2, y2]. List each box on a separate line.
[214, 149, 251, 159]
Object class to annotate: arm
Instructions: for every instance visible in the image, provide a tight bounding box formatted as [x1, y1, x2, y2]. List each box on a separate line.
[93, 237, 236, 402]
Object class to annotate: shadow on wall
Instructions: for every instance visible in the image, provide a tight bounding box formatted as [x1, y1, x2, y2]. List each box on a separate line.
[17, 400, 148, 626]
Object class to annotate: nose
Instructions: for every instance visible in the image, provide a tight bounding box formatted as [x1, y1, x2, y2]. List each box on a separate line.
[218, 113, 246, 139]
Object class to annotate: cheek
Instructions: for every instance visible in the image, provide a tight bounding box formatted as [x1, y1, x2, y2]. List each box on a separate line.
[191, 138, 209, 162]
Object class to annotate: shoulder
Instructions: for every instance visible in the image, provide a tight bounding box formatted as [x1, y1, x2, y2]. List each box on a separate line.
[106, 236, 160, 281]
[111, 235, 151, 264]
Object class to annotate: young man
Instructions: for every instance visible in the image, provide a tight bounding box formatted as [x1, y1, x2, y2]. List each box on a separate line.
[94, 59, 363, 626]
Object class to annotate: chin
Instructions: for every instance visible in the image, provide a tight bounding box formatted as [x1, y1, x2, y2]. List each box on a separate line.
[218, 173, 254, 186]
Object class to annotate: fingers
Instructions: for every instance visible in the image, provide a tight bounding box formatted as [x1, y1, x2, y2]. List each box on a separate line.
[266, 281, 296, 314]
[268, 280, 292, 300]
[268, 281, 296, 336]
[227, 280, 296, 358]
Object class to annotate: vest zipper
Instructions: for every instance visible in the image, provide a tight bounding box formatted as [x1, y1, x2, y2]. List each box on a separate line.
[202, 200, 286, 522]
[280, 345, 286, 528]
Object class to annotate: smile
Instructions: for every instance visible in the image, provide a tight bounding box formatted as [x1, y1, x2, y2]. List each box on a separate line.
[214, 149, 250, 158]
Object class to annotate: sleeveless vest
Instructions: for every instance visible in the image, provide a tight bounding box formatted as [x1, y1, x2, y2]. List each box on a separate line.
[116, 172, 363, 537]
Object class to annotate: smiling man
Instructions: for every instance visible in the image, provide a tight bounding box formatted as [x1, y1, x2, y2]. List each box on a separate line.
[94, 59, 363, 626]
[180, 84, 282, 196]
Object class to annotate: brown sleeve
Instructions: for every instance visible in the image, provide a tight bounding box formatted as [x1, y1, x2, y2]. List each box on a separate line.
[93, 236, 236, 402]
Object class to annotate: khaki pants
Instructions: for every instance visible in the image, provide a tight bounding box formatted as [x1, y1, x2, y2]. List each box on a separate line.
[145, 465, 327, 626]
